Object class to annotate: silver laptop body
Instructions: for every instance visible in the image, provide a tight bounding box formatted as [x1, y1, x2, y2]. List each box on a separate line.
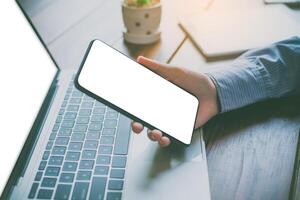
[1, 1, 211, 199]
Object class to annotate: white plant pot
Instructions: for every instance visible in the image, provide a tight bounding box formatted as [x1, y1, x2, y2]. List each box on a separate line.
[122, 3, 161, 44]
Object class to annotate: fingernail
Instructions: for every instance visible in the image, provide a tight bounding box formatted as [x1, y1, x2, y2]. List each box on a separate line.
[149, 133, 156, 140]
[137, 56, 143, 62]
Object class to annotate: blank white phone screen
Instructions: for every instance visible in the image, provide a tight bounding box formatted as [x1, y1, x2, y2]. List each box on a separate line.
[77, 40, 198, 144]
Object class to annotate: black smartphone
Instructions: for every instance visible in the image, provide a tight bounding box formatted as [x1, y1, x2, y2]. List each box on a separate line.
[75, 40, 199, 144]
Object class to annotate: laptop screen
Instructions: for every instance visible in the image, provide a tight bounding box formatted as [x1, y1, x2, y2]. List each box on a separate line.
[0, 1, 57, 194]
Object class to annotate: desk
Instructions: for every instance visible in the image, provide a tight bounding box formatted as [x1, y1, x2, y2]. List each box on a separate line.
[22, 0, 300, 199]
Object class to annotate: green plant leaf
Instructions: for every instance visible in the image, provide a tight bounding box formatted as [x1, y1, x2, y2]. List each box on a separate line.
[136, 0, 151, 6]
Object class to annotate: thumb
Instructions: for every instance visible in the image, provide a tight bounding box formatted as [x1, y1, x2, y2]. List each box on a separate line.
[137, 56, 170, 79]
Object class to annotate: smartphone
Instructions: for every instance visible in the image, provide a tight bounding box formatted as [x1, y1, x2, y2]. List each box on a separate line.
[75, 40, 199, 144]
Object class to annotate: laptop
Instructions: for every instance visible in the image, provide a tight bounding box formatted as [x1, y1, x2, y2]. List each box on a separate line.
[0, 1, 211, 199]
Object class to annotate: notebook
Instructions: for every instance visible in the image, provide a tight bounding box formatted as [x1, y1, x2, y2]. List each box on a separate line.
[265, 0, 300, 4]
[179, 5, 300, 58]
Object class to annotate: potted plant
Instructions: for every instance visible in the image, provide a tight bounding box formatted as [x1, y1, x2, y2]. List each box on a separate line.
[122, 0, 161, 44]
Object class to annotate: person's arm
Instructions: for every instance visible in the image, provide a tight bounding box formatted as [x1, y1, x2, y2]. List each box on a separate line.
[207, 36, 300, 112]
[132, 36, 300, 147]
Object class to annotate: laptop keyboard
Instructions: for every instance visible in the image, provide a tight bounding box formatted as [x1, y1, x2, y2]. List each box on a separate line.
[28, 79, 131, 200]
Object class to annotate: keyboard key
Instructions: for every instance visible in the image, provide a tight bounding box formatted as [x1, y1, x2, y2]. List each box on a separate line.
[55, 137, 69, 146]
[83, 95, 94, 101]
[69, 80, 75, 85]
[66, 90, 72, 94]
[96, 155, 111, 165]
[39, 161, 47, 170]
[62, 94, 68, 100]
[95, 101, 105, 107]
[82, 150, 96, 159]
[54, 184, 72, 200]
[106, 111, 119, 119]
[72, 91, 83, 97]
[49, 132, 57, 140]
[110, 169, 125, 179]
[49, 156, 63, 165]
[102, 128, 116, 135]
[37, 189, 53, 199]
[66, 88, 72, 94]
[56, 115, 63, 123]
[59, 173, 75, 183]
[89, 177, 107, 200]
[45, 166, 60, 176]
[69, 98, 81, 104]
[108, 180, 124, 190]
[46, 141, 54, 150]
[88, 123, 102, 131]
[42, 151, 50, 160]
[63, 162, 78, 172]
[73, 124, 88, 132]
[71, 133, 85, 141]
[94, 166, 109, 175]
[84, 140, 98, 149]
[86, 132, 100, 140]
[58, 128, 72, 136]
[35, 171, 43, 181]
[113, 115, 131, 155]
[65, 151, 80, 161]
[98, 145, 113, 154]
[107, 192, 122, 200]
[77, 171, 92, 180]
[76, 117, 90, 124]
[62, 100, 68, 107]
[112, 156, 127, 168]
[72, 182, 89, 200]
[79, 160, 94, 170]
[68, 142, 83, 151]
[52, 146, 66, 155]
[107, 107, 116, 112]
[28, 182, 38, 199]
[64, 95, 70, 100]
[52, 123, 60, 132]
[61, 120, 74, 128]
[67, 105, 79, 112]
[91, 115, 104, 122]
[79, 109, 92, 116]
[104, 119, 117, 128]
[64, 112, 77, 119]
[59, 108, 65, 115]
[41, 177, 57, 187]
[93, 107, 106, 114]
[82, 101, 94, 108]
[100, 136, 114, 145]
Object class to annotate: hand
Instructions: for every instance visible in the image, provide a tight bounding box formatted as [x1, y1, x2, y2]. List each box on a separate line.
[131, 56, 219, 147]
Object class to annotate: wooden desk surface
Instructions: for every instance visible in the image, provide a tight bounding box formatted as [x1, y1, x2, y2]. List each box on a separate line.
[21, 0, 300, 199]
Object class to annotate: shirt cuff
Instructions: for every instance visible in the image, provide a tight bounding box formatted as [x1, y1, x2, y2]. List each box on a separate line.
[205, 59, 274, 113]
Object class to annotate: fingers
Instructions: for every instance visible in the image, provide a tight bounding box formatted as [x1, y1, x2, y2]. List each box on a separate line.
[131, 122, 171, 146]
[131, 121, 144, 134]
[147, 129, 171, 147]
[137, 56, 169, 79]
[147, 129, 162, 141]
[137, 56, 161, 68]
[159, 136, 171, 147]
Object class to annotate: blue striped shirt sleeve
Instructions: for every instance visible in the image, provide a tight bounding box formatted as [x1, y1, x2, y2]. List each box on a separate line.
[206, 36, 300, 113]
